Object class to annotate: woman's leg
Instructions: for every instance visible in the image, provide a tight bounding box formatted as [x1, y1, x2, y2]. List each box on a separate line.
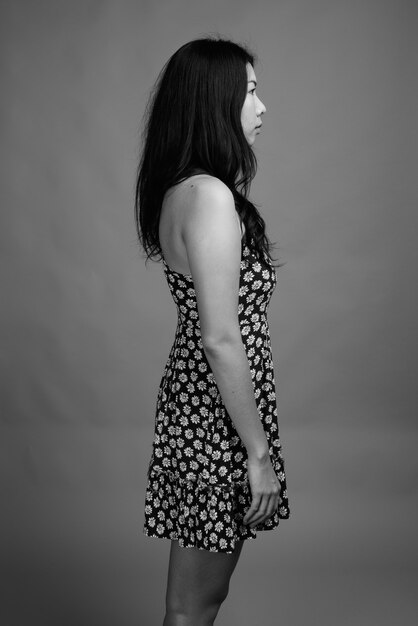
[163, 539, 244, 626]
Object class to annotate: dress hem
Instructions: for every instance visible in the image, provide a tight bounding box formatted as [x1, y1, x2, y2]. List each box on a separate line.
[143, 516, 288, 554]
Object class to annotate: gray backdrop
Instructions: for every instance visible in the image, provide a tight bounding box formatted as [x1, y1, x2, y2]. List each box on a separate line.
[1, 0, 417, 625]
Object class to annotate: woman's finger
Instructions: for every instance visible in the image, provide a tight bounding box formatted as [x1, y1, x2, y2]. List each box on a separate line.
[246, 494, 270, 527]
[267, 494, 280, 520]
[243, 494, 262, 526]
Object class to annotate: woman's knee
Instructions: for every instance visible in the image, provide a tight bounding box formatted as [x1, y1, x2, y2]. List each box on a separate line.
[166, 577, 229, 615]
[164, 540, 243, 623]
[164, 597, 225, 626]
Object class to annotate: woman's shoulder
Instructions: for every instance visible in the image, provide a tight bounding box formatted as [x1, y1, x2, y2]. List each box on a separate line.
[181, 175, 235, 217]
[162, 174, 237, 241]
[170, 174, 233, 205]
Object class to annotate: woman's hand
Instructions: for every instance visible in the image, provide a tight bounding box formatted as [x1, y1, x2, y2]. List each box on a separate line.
[243, 453, 281, 528]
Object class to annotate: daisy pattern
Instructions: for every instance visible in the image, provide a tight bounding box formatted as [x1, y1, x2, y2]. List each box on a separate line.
[144, 239, 290, 553]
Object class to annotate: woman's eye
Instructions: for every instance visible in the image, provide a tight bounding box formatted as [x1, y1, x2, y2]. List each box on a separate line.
[249, 88, 256, 95]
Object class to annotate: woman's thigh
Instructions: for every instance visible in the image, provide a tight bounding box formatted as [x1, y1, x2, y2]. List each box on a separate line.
[165, 539, 244, 613]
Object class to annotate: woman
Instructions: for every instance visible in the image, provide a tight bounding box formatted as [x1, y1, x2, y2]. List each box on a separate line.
[135, 37, 290, 626]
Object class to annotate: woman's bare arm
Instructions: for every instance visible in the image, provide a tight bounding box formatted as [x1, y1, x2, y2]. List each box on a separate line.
[182, 177, 281, 527]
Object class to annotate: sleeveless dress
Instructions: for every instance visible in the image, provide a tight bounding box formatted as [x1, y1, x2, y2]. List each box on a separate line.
[143, 237, 290, 553]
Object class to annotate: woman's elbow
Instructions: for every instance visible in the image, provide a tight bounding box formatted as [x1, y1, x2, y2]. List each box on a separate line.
[201, 329, 243, 356]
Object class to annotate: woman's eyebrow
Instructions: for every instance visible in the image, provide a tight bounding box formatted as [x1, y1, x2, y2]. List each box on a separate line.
[248, 79, 257, 87]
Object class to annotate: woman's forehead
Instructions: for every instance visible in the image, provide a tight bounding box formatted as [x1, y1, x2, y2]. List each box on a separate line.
[246, 63, 257, 83]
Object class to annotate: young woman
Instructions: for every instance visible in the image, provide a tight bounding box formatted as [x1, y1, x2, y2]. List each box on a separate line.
[135, 37, 290, 626]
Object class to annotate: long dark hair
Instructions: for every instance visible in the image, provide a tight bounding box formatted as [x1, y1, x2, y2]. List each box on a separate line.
[135, 36, 276, 263]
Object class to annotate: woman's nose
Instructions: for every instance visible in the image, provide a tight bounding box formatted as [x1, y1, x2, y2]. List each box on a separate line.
[257, 96, 266, 115]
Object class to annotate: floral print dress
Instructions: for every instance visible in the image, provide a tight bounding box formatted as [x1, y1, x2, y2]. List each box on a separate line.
[143, 238, 290, 553]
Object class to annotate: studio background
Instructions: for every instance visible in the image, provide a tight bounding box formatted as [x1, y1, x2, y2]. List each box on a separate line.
[1, 1, 417, 625]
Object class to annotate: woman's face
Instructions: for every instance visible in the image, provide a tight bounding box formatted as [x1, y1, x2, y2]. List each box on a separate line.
[241, 63, 266, 146]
